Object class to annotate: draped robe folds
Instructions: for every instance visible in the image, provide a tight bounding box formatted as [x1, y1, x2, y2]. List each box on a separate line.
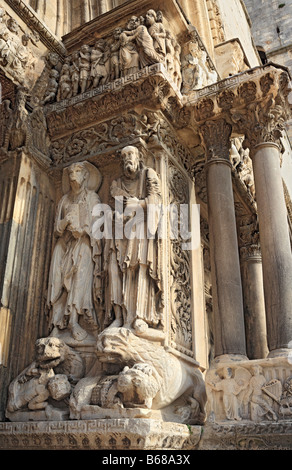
[47, 188, 102, 333]
[104, 167, 163, 328]
[125, 25, 162, 68]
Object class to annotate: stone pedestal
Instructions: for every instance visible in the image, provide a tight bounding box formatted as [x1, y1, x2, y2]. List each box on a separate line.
[0, 419, 202, 450]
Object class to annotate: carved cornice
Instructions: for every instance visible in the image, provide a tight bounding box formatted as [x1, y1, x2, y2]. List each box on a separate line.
[4, 0, 66, 56]
[184, 64, 292, 152]
[45, 64, 178, 140]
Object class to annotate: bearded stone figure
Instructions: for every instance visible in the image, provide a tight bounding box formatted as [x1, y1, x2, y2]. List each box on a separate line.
[104, 145, 163, 331]
[47, 161, 103, 342]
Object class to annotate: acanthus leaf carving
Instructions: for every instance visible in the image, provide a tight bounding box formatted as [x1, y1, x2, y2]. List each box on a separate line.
[199, 118, 232, 161]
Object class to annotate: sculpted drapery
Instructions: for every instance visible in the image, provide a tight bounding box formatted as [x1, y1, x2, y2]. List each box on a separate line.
[104, 145, 163, 331]
[47, 161, 103, 342]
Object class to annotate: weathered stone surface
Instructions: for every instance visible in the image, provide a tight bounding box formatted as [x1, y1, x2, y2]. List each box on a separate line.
[1, 0, 292, 452]
[0, 419, 202, 450]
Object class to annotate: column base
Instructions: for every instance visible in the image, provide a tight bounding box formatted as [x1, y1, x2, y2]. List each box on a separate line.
[199, 420, 292, 450]
[213, 354, 249, 365]
[268, 348, 292, 359]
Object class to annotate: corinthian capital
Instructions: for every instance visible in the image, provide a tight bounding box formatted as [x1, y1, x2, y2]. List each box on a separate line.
[230, 96, 286, 151]
[229, 70, 291, 152]
[199, 118, 232, 162]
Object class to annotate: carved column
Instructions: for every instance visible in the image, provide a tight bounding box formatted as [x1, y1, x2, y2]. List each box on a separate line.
[241, 96, 292, 357]
[0, 152, 55, 420]
[199, 119, 247, 360]
[253, 142, 292, 356]
[238, 215, 268, 359]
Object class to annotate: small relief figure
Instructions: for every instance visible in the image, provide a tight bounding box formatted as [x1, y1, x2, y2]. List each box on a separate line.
[70, 51, 80, 97]
[110, 27, 123, 80]
[90, 39, 107, 89]
[43, 69, 59, 105]
[165, 31, 175, 77]
[121, 15, 162, 69]
[208, 367, 244, 421]
[173, 42, 182, 89]
[279, 377, 292, 417]
[104, 145, 163, 331]
[4, 87, 29, 151]
[119, 18, 140, 77]
[181, 43, 217, 93]
[0, 99, 13, 152]
[145, 9, 166, 60]
[230, 137, 255, 198]
[79, 44, 91, 94]
[29, 99, 50, 154]
[0, 19, 15, 68]
[247, 365, 278, 422]
[57, 61, 72, 101]
[47, 162, 103, 342]
[181, 51, 200, 94]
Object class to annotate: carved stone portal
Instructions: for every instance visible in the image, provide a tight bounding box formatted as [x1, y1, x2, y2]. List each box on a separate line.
[5, 149, 207, 426]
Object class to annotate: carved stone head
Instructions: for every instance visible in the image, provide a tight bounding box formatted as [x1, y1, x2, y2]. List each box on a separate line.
[121, 145, 141, 178]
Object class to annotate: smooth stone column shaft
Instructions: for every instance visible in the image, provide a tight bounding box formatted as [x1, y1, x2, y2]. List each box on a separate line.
[240, 254, 268, 359]
[206, 159, 247, 358]
[252, 142, 292, 354]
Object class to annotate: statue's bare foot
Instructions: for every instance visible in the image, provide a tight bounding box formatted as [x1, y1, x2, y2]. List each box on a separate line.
[71, 324, 88, 341]
[107, 318, 123, 329]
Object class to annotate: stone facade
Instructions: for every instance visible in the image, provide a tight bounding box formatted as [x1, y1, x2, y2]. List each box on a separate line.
[0, 0, 292, 451]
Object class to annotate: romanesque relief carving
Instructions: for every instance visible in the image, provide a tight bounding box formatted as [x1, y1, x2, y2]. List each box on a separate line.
[6, 337, 85, 422]
[230, 136, 255, 198]
[181, 40, 218, 94]
[168, 165, 192, 354]
[189, 67, 291, 146]
[0, 85, 50, 159]
[104, 145, 163, 331]
[47, 161, 103, 343]
[0, 7, 37, 85]
[45, 67, 174, 139]
[46, 9, 182, 104]
[6, 147, 206, 425]
[0, 87, 29, 152]
[48, 109, 195, 176]
[237, 214, 261, 260]
[70, 327, 206, 424]
[206, 0, 225, 46]
[206, 361, 292, 424]
[230, 94, 287, 151]
[199, 118, 232, 161]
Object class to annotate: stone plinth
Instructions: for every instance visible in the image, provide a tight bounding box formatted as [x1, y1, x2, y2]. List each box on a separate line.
[199, 421, 292, 450]
[0, 419, 201, 450]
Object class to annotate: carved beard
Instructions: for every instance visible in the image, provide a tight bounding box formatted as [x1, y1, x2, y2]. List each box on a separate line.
[124, 162, 139, 179]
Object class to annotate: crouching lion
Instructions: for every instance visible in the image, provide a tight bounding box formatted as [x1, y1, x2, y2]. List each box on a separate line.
[70, 327, 206, 423]
[6, 336, 85, 417]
